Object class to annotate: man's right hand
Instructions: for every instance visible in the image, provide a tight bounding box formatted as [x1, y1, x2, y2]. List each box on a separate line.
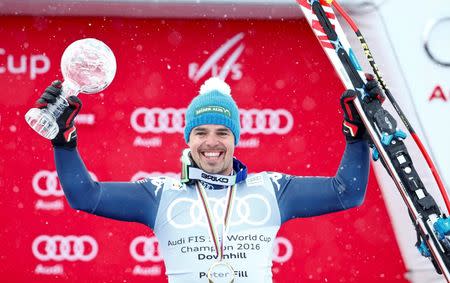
[36, 80, 82, 148]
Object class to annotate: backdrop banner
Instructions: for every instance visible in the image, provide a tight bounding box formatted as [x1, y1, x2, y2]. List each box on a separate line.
[0, 16, 407, 282]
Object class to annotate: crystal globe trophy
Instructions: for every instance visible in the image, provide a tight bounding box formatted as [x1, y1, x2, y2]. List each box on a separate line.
[25, 38, 117, 139]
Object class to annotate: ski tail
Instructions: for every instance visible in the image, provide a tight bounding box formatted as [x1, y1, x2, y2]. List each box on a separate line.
[295, 0, 450, 280]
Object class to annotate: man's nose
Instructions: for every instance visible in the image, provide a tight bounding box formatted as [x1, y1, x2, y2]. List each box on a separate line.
[204, 133, 220, 146]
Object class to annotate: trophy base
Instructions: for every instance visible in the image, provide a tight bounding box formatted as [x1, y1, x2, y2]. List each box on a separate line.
[25, 108, 59, 140]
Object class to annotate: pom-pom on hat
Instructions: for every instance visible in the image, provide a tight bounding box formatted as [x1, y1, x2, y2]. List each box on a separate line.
[184, 77, 240, 145]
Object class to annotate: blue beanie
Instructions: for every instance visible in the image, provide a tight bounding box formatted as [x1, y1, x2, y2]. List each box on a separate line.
[184, 77, 240, 145]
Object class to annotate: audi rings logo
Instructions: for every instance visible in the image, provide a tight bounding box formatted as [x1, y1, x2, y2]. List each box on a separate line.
[167, 194, 272, 229]
[241, 109, 293, 135]
[131, 107, 186, 134]
[32, 170, 98, 197]
[130, 236, 163, 262]
[130, 108, 293, 135]
[423, 17, 450, 67]
[32, 235, 98, 261]
[272, 237, 293, 263]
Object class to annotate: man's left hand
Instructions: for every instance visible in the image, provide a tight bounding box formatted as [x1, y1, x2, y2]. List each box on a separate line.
[340, 73, 384, 142]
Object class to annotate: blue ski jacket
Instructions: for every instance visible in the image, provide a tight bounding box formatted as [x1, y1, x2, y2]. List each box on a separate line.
[54, 140, 369, 283]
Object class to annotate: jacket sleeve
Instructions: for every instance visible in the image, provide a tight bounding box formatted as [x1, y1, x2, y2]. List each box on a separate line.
[54, 147, 162, 229]
[271, 140, 370, 224]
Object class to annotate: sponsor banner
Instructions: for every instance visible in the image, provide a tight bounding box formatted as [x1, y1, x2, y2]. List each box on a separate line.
[0, 15, 406, 282]
[32, 235, 99, 262]
[32, 235, 99, 276]
[130, 107, 294, 148]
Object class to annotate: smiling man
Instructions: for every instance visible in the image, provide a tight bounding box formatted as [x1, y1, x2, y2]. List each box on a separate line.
[184, 78, 240, 178]
[36, 76, 382, 283]
[189, 124, 234, 174]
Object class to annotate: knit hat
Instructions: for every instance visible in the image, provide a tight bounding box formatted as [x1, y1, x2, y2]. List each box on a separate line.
[184, 77, 240, 145]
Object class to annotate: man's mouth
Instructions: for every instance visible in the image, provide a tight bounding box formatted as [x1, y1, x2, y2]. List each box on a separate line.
[201, 151, 224, 160]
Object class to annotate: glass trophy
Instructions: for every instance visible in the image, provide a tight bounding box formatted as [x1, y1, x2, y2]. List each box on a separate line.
[25, 38, 117, 139]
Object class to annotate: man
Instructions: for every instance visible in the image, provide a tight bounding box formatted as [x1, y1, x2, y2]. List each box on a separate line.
[36, 76, 381, 282]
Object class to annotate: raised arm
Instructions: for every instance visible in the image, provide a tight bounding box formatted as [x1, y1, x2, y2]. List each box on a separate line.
[54, 147, 161, 228]
[275, 76, 383, 223]
[34, 81, 161, 228]
[273, 140, 369, 223]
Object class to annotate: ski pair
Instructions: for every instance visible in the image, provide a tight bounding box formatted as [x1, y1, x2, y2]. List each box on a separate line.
[296, 0, 450, 280]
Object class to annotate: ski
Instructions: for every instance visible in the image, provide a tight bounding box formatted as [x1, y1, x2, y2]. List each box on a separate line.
[331, 0, 450, 214]
[295, 0, 450, 280]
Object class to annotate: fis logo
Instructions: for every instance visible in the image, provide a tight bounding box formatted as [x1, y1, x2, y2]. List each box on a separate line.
[189, 33, 244, 82]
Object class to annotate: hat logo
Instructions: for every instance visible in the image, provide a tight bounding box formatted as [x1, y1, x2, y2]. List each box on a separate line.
[195, 106, 231, 117]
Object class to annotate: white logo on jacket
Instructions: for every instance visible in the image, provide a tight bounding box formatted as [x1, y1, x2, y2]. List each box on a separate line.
[166, 194, 271, 229]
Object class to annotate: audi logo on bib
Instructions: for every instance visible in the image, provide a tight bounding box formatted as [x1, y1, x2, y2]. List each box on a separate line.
[129, 236, 163, 262]
[167, 194, 271, 229]
[130, 107, 293, 135]
[32, 235, 98, 262]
